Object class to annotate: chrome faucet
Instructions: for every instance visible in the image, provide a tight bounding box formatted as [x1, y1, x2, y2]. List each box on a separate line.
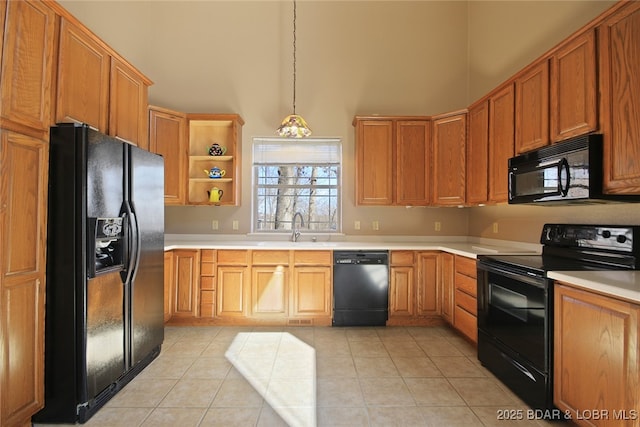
[291, 212, 304, 242]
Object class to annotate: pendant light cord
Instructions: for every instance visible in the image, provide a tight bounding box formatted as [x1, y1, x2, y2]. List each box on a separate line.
[292, 0, 297, 115]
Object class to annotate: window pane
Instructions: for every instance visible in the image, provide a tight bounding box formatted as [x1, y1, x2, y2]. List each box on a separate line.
[254, 164, 340, 232]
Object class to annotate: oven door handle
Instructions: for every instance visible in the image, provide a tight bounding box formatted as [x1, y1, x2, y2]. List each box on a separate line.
[477, 262, 546, 288]
[502, 353, 536, 382]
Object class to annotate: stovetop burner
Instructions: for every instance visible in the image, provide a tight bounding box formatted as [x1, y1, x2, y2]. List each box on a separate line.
[479, 224, 640, 275]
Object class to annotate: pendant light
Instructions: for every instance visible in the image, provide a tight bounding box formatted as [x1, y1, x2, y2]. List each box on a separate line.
[276, 0, 312, 138]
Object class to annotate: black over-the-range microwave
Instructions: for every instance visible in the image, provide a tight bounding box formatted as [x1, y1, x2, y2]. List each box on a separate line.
[508, 133, 640, 204]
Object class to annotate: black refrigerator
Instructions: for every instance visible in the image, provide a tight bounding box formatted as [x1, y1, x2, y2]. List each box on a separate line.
[33, 123, 165, 423]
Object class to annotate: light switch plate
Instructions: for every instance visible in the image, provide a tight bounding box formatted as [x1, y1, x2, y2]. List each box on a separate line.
[232, 220, 239, 230]
[212, 220, 219, 230]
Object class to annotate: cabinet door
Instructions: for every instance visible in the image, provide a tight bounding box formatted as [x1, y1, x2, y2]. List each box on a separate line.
[109, 57, 150, 148]
[389, 266, 415, 318]
[599, 2, 640, 194]
[488, 83, 515, 203]
[396, 120, 430, 206]
[355, 119, 394, 205]
[467, 100, 489, 205]
[515, 59, 549, 154]
[171, 249, 199, 318]
[149, 106, 187, 205]
[56, 18, 110, 133]
[252, 266, 288, 316]
[432, 112, 466, 206]
[0, 0, 56, 138]
[439, 253, 454, 324]
[291, 266, 331, 317]
[416, 252, 440, 316]
[554, 284, 639, 426]
[550, 29, 597, 142]
[0, 130, 48, 426]
[217, 266, 248, 317]
[163, 251, 174, 322]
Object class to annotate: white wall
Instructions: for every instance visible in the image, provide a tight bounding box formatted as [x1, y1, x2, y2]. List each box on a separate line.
[60, 0, 635, 241]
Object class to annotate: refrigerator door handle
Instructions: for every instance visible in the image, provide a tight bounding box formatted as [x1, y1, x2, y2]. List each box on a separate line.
[129, 202, 142, 282]
[121, 202, 139, 284]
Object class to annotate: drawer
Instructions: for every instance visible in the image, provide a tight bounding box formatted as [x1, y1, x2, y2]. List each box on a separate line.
[454, 306, 477, 343]
[455, 272, 477, 297]
[217, 250, 248, 265]
[200, 276, 215, 290]
[201, 262, 216, 276]
[455, 255, 477, 278]
[455, 289, 477, 315]
[293, 250, 331, 266]
[201, 250, 216, 263]
[390, 250, 414, 266]
[252, 250, 289, 265]
[200, 290, 215, 318]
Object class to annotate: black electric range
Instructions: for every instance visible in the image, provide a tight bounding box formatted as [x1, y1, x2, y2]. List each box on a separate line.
[476, 223, 640, 414]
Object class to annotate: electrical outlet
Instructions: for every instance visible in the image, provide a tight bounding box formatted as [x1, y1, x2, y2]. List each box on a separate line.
[354, 220, 361, 230]
[372, 220, 379, 231]
[232, 220, 239, 230]
[212, 220, 219, 230]
[493, 222, 499, 233]
[435, 221, 441, 232]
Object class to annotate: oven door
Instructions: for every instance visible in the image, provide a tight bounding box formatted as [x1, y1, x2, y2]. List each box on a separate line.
[477, 261, 550, 370]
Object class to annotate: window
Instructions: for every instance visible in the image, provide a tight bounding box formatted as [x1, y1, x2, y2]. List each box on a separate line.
[253, 137, 341, 233]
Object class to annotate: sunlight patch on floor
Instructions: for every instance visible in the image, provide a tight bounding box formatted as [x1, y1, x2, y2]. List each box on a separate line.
[225, 332, 316, 427]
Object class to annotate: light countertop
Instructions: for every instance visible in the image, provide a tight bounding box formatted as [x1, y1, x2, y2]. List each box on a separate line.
[164, 234, 541, 259]
[548, 270, 640, 304]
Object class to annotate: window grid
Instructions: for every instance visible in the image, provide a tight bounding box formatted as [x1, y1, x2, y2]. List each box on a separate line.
[253, 163, 341, 233]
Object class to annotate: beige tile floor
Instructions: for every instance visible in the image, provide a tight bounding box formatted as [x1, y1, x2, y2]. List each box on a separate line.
[35, 325, 570, 427]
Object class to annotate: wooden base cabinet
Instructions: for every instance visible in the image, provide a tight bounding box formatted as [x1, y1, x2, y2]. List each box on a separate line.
[0, 130, 48, 427]
[251, 250, 289, 318]
[167, 250, 200, 318]
[389, 251, 416, 319]
[439, 253, 455, 324]
[216, 250, 249, 319]
[554, 283, 640, 427]
[453, 256, 477, 343]
[290, 251, 332, 323]
[389, 251, 448, 325]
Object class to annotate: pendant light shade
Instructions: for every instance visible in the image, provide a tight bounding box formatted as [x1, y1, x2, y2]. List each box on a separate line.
[276, 0, 312, 138]
[276, 114, 312, 138]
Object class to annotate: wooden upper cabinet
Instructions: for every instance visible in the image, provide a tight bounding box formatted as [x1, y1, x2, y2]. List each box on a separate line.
[488, 83, 515, 203]
[56, 17, 110, 133]
[466, 99, 490, 205]
[599, 1, 640, 195]
[354, 116, 431, 206]
[550, 28, 597, 142]
[432, 111, 467, 206]
[0, 0, 56, 139]
[515, 59, 549, 154]
[149, 106, 187, 205]
[355, 118, 394, 205]
[109, 57, 150, 149]
[396, 120, 431, 206]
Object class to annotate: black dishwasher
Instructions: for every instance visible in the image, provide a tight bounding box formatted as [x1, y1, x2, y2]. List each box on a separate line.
[333, 251, 389, 326]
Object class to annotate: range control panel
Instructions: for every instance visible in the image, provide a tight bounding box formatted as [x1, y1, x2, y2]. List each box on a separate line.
[541, 224, 638, 253]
